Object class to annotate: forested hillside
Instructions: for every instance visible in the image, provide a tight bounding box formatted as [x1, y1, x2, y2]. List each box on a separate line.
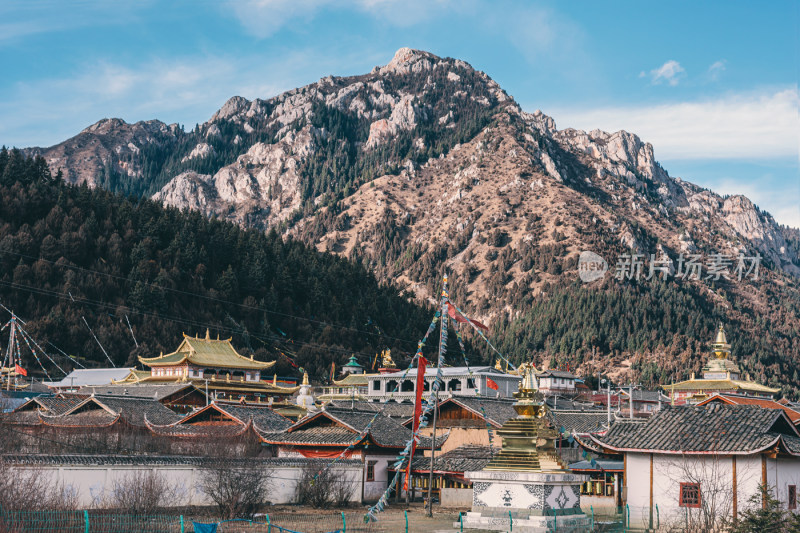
[0, 148, 465, 381]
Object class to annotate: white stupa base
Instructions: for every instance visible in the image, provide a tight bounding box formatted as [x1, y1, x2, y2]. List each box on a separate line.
[457, 470, 591, 532]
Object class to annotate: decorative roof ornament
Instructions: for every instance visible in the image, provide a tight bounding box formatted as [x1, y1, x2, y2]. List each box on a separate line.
[296, 371, 316, 411]
[711, 323, 731, 359]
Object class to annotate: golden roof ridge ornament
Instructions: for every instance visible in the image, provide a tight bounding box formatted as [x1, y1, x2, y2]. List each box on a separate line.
[711, 323, 731, 360]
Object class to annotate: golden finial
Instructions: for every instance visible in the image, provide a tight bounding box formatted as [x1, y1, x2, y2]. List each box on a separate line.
[711, 323, 731, 359]
[495, 359, 503, 371]
[205, 328, 210, 340]
[273, 374, 277, 386]
[302, 371, 309, 386]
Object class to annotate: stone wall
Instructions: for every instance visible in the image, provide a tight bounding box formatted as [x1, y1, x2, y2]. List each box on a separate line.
[4, 455, 363, 508]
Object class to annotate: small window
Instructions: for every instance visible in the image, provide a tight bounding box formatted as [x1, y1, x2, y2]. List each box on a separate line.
[680, 483, 701, 508]
[372, 380, 380, 391]
[790, 485, 797, 510]
[466, 378, 476, 389]
[366, 461, 376, 482]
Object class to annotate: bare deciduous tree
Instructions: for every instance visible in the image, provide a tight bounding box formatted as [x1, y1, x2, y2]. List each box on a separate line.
[295, 464, 357, 509]
[0, 461, 79, 511]
[98, 469, 185, 514]
[198, 460, 273, 519]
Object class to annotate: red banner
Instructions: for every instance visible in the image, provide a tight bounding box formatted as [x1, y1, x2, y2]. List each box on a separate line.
[14, 364, 27, 377]
[404, 354, 427, 490]
[446, 302, 489, 332]
[487, 378, 498, 390]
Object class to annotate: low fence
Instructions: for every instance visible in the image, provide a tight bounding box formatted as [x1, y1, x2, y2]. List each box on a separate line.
[0, 509, 379, 533]
[0, 506, 627, 533]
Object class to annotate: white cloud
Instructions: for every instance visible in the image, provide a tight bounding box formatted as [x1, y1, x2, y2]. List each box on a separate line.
[226, 0, 334, 39]
[0, 55, 302, 147]
[549, 88, 799, 160]
[648, 60, 685, 86]
[707, 60, 726, 81]
[226, 0, 457, 38]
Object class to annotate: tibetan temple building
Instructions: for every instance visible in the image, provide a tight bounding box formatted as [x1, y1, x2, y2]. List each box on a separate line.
[662, 324, 779, 402]
[118, 330, 299, 403]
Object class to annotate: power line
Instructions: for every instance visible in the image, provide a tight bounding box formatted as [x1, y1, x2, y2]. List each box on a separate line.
[0, 246, 430, 347]
[0, 278, 474, 367]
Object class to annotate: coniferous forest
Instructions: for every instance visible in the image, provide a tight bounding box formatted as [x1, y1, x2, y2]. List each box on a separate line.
[0, 148, 467, 381]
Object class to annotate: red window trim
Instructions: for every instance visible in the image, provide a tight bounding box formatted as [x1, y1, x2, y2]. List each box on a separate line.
[679, 482, 701, 508]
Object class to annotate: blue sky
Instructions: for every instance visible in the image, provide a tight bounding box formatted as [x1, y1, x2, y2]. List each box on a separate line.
[1, 1, 798, 227]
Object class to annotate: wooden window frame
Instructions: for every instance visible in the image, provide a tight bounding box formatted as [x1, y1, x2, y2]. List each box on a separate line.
[366, 461, 376, 482]
[789, 485, 797, 510]
[679, 482, 701, 508]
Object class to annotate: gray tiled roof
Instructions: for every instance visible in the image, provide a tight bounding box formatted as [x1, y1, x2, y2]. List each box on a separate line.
[593, 404, 799, 453]
[545, 397, 600, 411]
[76, 384, 196, 401]
[36, 396, 84, 415]
[439, 397, 517, 427]
[147, 423, 257, 438]
[405, 445, 493, 474]
[326, 400, 415, 419]
[264, 407, 444, 449]
[40, 409, 119, 427]
[216, 404, 292, 432]
[92, 396, 183, 426]
[619, 390, 671, 402]
[551, 410, 610, 435]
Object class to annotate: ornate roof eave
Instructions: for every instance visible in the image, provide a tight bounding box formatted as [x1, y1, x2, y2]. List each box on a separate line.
[38, 411, 123, 429]
[588, 432, 784, 456]
[138, 353, 190, 367]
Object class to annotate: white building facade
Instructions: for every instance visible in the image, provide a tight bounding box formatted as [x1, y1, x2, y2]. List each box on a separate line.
[590, 404, 800, 530]
[365, 366, 521, 402]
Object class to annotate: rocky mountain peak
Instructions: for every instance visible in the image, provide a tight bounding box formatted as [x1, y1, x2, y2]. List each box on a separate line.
[211, 96, 250, 122]
[377, 47, 440, 75]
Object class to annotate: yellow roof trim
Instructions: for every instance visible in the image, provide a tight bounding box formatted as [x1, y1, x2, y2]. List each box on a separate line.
[662, 378, 779, 393]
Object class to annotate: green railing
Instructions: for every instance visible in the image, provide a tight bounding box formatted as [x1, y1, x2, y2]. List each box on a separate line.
[0, 509, 380, 533]
[0, 506, 625, 532]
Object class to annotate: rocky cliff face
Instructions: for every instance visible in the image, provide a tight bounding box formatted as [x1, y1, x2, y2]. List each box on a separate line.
[24, 48, 800, 384]
[25, 118, 183, 188]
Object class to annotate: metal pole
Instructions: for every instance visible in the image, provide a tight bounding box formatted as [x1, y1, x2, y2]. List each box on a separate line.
[607, 380, 611, 427]
[629, 384, 633, 419]
[426, 395, 438, 517]
[426, 274, 447, 518]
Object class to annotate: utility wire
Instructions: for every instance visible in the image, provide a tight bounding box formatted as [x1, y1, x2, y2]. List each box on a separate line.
[0, 247, 431, 347]
[81, 316, 115, 367]
[0, 278, 476, 365]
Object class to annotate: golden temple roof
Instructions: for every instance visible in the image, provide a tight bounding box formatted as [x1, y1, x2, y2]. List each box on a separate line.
[138, 330, 275, 370]
[662, 378, 779, 394]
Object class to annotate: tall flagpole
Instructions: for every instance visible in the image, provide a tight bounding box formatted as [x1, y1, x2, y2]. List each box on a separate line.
[426, 274, 448, 517]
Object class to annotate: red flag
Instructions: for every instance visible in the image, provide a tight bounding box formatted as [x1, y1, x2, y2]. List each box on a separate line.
[14, 364, 27, 377]
[404, 354, 427, 491]
[446, 302, 489, 332]
[487, 378, 499, 390]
